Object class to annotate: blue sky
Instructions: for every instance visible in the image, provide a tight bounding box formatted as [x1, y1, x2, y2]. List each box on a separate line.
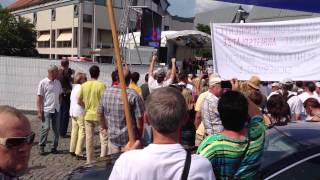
[1, 0, 233, 17]
[167, 0, 195, 17]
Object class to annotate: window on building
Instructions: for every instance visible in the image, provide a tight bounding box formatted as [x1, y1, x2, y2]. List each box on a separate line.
[38, 41, 50, 48]
[95, 0, 106, 6]
[132, 0, 138, 6]
[57, 41, 72, 48]
[83, 14, 92, 23]
[51, 9, 56, 21]
[164, 25, 169, 30]
[74, 5, 79, 18]
[33, 13, 37, 24]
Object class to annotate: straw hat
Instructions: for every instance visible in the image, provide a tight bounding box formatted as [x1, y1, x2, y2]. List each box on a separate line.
[208, 74, 222, 86]
[280, 78, 294, 85]
[247, 75, 261, 90]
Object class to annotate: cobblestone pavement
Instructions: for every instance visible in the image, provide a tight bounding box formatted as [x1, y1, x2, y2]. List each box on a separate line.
[22, 114, 101, 180]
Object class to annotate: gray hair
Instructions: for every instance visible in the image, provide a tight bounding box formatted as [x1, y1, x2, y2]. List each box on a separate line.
[48, 64, 58, 72]
[145, 87, 187, 134]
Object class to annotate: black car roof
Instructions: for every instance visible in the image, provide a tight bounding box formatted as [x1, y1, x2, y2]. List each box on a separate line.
[267, 121, 320, 147]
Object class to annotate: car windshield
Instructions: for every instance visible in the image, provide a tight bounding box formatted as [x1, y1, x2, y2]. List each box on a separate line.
[261, 127, 302, 169]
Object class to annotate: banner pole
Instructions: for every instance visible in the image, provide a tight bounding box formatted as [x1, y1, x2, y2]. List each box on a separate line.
[106, 0, 135, 145]
[210, 21, 218, 74]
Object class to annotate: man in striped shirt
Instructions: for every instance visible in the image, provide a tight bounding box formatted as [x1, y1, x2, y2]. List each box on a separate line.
[197, 90, 266, 179]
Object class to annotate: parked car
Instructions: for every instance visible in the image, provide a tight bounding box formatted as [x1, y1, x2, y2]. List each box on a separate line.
[259, 121, 320, 179]
[66, 121, 320, 180]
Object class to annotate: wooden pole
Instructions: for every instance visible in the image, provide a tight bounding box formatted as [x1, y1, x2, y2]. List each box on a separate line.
[106, 0, 135, 144]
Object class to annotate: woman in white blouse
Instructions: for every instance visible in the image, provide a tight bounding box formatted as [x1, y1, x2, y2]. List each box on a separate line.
[69, 72, 87, 159]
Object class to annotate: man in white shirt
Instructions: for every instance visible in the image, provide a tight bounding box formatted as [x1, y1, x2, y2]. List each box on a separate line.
[148, 54, 176, 93]
[268, 79, 304, 121]
[201, 74, 224, 136]
[298, 81, 319, 103]
[109, 87, 215, 180]
[36, 65, 63, 155]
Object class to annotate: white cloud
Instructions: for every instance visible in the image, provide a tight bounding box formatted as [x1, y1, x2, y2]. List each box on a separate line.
[1, 0, 15, 7]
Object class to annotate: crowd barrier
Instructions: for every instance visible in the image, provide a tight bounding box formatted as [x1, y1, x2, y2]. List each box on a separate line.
[0, 56, 148, 111]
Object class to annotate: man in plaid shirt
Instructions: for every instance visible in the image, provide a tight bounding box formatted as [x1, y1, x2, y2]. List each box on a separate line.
[98, 70, 145, 154]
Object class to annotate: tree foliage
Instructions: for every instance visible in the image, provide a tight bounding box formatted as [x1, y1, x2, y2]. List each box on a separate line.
[196, 23, 211, 35]
[0, 7, 38, 57]
[195, 23, 212, 58]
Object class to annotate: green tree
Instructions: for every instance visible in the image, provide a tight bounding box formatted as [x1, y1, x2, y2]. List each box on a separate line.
[0, 7, 38, 56]
[196, 23, 212, 58]
[196, 23, 211, 35]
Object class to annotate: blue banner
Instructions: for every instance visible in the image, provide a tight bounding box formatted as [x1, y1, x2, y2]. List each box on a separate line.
[214, 0, 320, 13]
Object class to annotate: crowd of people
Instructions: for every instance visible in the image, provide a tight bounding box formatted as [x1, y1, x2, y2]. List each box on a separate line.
[1, 54, 320, 180]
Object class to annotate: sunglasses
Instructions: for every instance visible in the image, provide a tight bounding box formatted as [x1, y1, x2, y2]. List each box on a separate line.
[0, 132, 35, 148]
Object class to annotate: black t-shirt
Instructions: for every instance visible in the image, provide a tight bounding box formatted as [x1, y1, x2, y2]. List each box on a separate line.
[57, 68, 73, 93]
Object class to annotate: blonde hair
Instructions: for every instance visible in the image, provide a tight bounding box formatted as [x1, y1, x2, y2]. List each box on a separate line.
[181, 88, 194, 110]
[74, 72, 87, 84]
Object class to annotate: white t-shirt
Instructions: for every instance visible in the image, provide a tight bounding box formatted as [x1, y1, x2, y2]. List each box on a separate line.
[69, 84, 84, 117]
[37, 78, 62, 113]
[298, 91, 320, 103]
[178, 82, 194, 92]
[148, 76, 173, 93]
[109, 144, 215, 180]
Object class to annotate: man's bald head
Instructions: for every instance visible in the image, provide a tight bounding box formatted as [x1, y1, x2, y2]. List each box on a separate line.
[0, 106, 32, 176]
[0, 106, 30, 137]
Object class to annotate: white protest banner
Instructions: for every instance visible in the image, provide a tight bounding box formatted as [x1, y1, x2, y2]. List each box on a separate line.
[211, 17, 320, 81]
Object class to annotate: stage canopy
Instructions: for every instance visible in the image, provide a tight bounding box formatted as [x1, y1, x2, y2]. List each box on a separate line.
[214, 0, 320, 13]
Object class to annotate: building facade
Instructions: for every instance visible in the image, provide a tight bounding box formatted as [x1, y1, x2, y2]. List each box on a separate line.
[194, 5, 320, 27]
[9, 0, 173, 62]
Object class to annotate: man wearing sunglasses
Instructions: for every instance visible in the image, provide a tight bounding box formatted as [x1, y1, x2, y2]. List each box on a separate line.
[0, 106, 34, 179]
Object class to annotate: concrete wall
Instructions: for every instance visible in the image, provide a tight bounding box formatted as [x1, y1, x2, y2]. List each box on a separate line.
[169, 19, 194, 31]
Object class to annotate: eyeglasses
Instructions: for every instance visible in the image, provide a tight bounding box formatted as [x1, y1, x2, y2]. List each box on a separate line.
[0, 132, 35, 148]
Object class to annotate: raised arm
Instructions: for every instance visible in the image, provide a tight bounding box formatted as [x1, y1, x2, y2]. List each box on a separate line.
[169, 57, 176, 81]
[148, 54, 157, 79]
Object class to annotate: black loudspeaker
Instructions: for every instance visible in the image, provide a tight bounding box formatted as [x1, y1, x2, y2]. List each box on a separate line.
[157, 47, 167, 64]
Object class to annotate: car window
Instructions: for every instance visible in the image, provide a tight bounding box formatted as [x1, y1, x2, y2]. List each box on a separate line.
[261, 129, 301, 168]
[268, 154, 320, 180]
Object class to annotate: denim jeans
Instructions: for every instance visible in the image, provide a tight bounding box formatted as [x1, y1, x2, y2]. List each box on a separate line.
[39, 111, 59, 149]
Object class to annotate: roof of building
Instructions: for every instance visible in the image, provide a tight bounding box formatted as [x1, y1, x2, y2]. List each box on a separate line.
[171, 15, 195, 23]
[7, 0, 54, 11]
